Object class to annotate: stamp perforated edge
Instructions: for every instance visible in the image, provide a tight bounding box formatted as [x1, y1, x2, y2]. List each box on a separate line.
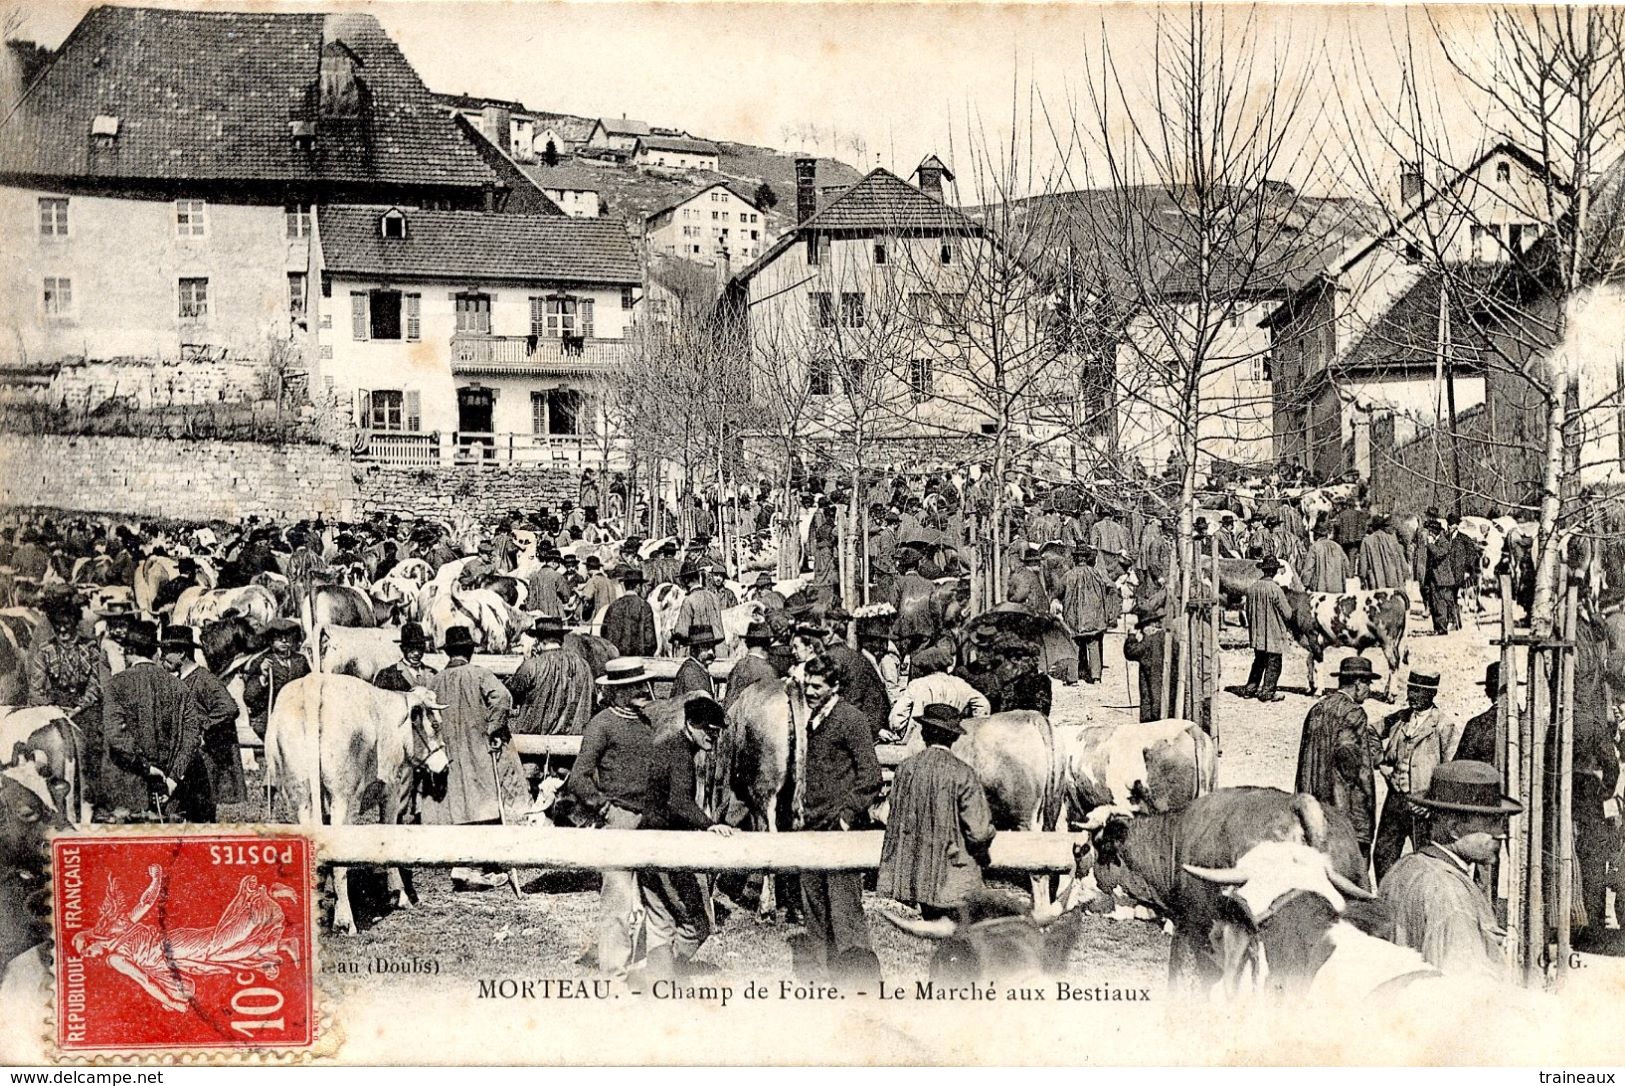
[42, 824, 343, 1064]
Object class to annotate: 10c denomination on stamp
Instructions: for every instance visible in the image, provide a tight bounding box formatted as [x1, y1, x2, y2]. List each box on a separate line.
[53, 834, 314, 1053]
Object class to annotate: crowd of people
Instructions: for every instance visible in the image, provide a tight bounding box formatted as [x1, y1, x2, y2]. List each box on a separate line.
[0, 462, 1611, 990]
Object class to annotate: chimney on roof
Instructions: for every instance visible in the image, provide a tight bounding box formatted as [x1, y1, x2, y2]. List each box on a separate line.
[481, 105, 512, 150]
[795, 157, 818, 226]
[1400, 161, 1423, 206]
[913, 155, 955, 202]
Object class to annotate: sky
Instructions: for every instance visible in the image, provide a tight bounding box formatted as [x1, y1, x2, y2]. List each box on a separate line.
[14, 1, 1514, 201]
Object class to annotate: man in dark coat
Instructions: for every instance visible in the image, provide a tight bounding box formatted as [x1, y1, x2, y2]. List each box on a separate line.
[670, 624, 719, 698]
[1424, 515, 1477, 633]
[1004, 549, 1052, 616]
[242, 618, 311, 740]
[1333, 499, 1371, 563]
[639, 693, 734, 980]
[27, 597, 101, 710]
[1122, 600, 1179, 722]
[1453, 663, 1501, 765]
[151, 557, 200, 614]
[162, 624, 242, 814]
[600, 566, 657, 657]
[794, 656, 883, 982]
[1059, 543, 1120, 684]
[507, 617, 595, 735]
[1241, 556, 1293, 702]
[891, 553, 941, 656]
[105, 620, 210, 820]
[1294, 656, 1379, 859]
[724, 621, 779, 708]
[823, 631, 890, 738]
[373, 622, 438, 693]
[877, 704, 995, 919]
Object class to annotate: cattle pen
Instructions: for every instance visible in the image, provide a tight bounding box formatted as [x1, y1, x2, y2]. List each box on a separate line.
[47, 825, 1087, 874]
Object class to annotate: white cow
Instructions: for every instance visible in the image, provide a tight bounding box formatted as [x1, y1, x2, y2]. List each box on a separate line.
[171, 585, 281, 631]
[310, 625, 404, 682]
[264, 674, 448, 935]
[422, 589, 528, 653]
[649, 583, 685, 657]
[1052, 718, 1216, 820]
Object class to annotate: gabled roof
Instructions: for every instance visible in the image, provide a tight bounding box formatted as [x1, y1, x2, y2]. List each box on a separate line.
[436, 91, 531, 117]
[802, 168, 980, 233]
[645, 181, 761, 221]
[536, 117, 597, 143]
[599, 117, 651, 137]
[318, 206, 641, 285]
[636, 135, 718, 156]
[730, 168, 983, 287]
[521, 164, 607, 193]
[0, 7, 499, 189]
[1330, 264, 1502, 377]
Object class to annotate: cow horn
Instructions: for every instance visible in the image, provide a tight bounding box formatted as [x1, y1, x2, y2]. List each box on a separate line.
[880, 911, 956, 940]
[1181, 863, 1248, 885]
[1326, 869, 1378, 901]
[1292, 793, 1329, 850]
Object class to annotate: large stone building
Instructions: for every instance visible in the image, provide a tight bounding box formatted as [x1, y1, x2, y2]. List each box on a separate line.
[645, 183, 766, 266]
[313, 205, 641, 464]
[0, 6, 537, 374]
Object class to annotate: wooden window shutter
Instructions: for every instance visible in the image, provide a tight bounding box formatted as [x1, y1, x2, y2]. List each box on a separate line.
[530, 297, 545, 338]
[351, 293, 368, 340]
[357, 389, 371, 427]
[405, 294, 421, 341]
[404, 389, 421, 432]
[580, 298, 595, 339]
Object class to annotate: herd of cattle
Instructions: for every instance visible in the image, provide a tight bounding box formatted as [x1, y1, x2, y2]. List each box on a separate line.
[0, 498, 1535, 1001]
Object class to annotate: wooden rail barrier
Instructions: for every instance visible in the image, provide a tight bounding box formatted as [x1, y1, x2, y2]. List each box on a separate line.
[510, 734, 911, 768]
[50, 825, 1083, 874]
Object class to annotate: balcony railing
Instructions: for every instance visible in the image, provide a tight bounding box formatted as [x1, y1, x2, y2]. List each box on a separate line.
[355, 429, 630, 470]
[449, 334, 629, 374]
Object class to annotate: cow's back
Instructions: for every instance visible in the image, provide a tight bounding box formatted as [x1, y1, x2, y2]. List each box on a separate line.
[953, 711, 1060, 832]
[267, 673, 398, 824]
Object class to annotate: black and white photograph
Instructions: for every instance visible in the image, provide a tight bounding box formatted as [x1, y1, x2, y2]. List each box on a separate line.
[0, 0, 1623, 1067]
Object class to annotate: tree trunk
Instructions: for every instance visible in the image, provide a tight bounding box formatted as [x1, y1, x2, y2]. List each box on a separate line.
[1531, 370, 1569, 636]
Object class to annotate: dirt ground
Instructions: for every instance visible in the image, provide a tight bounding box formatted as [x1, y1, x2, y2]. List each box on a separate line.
[246, 596, 1501, 993]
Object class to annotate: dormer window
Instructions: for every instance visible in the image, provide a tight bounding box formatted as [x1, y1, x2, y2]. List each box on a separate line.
[380, 208, 406, 239]
[1496, 161, 1511, 185]
[90, 114, 119, 137]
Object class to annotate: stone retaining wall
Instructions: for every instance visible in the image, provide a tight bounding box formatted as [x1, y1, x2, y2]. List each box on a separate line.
[0, 433, 354, 520]
[352, 462, 581, 520]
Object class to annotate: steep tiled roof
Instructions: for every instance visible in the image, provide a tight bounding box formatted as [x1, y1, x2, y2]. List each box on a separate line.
[600, 117, 651, 137]
[0, 7, 497, 189]
[318, 206, 641, 284]
[521, 164, 608, 192]
[802, 168, 981, 233]
[1335, 265, 1499, 375]
[637, 135, 718, 156]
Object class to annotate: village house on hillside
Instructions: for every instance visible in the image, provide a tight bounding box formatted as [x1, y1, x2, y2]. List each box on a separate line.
[644, 183, 766, 266]
[633, 135, 720, 173]
[586, 116, 652, 156]
[437, 92, 542, 164]
[315, 205, 641, 464]
[1263, 143, 1555, 480]
[0, 6, 532, 376]
[521, 165, 605, 219]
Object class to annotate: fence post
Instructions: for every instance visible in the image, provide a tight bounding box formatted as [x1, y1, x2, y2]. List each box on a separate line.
[1555, 578, 1578, 988]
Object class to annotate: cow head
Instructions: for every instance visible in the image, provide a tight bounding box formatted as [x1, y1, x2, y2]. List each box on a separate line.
[1087, 808, 1171, 914]
[1182, 840, 1374, 996]
[403, 687, 450, 775]
[883, 888, 1087, 983]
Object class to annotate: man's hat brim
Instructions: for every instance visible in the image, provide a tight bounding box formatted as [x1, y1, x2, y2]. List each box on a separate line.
[1412, 794, 1523, 815]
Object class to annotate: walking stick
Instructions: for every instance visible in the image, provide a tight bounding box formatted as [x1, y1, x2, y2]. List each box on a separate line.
[489, 745, 525, 898]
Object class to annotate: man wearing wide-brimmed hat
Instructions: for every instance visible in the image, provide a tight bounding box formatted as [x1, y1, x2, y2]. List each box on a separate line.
[160, 623, 239, 815]
[724, 620, 779, 708]
[1059, 542, 1121, 686]
[372, 622, 438, 694]
[878, 703, 995, 919]
[1373, 670, 1463, 879]
[567, 658, 658, 984]
[1378, 760, 1521, 979]
[242, 618, 310, 743]
[424, 627, 527, 890]
[1240, 555, 1292, 702]
[1295, 656, 1381, 859]
[1122, 598, 1179, 723]
[671, 624, 720, 698]
[1454, 662, 1501, 765]
[599, 565, 656, 658]
[27, 595, 99, 711]
[507, 616, 594, 736]
[104, 618, 203, 818]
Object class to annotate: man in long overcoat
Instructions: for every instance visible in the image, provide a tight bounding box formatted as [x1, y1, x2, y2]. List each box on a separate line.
[424, 626, 527, 889]
[1241, 556, 1294, 702]
[1122, 598, 1179, 722]
[600, 566, 656, 657]
[1358, 514, 1409, 590]
[1295, 656, 1379, 859]
[507, 616, 595, 735]
[1305, 524, 1349, 593]
[163, 624, 244, 813]
[878, 704, 995, 918]
[1059, 543, 1120, 684]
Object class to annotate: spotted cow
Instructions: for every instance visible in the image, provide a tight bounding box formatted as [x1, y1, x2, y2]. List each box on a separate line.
[1285, 588, 1408, 699]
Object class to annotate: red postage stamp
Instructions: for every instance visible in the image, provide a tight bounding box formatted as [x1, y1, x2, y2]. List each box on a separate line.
[52, 834, 314, 1052]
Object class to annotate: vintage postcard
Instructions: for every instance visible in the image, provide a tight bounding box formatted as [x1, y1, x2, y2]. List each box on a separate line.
[2, 0, 1625, 1067]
